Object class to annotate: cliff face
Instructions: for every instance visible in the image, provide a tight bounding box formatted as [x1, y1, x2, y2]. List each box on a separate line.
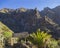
[40, 6, 60, 38]
[0, 8, 41, 32]
[0, 6, 60, 39]
[41, 6, 60, 24]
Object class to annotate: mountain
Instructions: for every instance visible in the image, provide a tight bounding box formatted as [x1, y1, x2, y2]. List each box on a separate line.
[0, 8, 41, 32]
[41, 6, 60, 25]
[0, 6, 60, 39]
[40, 6, 60, 39]
[0, 22, 13, 33]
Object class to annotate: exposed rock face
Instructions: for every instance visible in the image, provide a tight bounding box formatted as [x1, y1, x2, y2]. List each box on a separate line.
[40, 6, 60, 39]
[41, 6, 60, 25]
[0, 8, 41, 33]
[0, 6, 60, 39]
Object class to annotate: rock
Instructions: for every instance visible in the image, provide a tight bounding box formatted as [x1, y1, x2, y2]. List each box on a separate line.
[0, 7, 60, 39]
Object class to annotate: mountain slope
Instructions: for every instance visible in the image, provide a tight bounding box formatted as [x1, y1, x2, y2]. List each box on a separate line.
[0, 22, 13, 33]
[41, 6, 60, 25]
[0, 8, 41, 32]
[0, 7, 60, 39]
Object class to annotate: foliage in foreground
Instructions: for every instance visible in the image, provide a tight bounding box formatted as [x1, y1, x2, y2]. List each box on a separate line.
[3, 31, 13, 38]
[27, 29, 60, 48]
[0, 29, 60, 48]
[48, 39, 60, 48]
[27, 29, 51, 48]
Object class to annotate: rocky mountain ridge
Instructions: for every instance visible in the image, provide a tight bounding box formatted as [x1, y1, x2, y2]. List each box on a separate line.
[0, 6, 60, 39]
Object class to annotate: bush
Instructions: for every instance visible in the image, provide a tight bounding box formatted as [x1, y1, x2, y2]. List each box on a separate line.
[48, 39, 60, 48]
[57, 40, 60, 47]
[3, 31, 13, 39]
[3, 32, 13, 46]
[27, 29, 51, 48]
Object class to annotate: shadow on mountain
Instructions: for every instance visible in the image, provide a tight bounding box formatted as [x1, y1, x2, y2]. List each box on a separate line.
[0, 7, 60, 39]
[0, 8, 41, 33]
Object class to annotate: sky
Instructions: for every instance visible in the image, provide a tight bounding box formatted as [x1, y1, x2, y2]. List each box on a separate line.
[0, 0, 60, 11]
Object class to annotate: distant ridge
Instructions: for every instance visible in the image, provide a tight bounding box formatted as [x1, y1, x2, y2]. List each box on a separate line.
[0, 6, 60, 39]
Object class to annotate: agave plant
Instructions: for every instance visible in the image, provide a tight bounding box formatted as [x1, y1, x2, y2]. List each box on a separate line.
[27, 29, 51, 48]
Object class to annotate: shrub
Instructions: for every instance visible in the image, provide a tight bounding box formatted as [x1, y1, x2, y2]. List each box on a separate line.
[57, 40, 60, 48]
[48, 39, 60, 48]
[27, 29, 51, 48]
[3, 31, 13, 39]
[3, 32, 13, 46]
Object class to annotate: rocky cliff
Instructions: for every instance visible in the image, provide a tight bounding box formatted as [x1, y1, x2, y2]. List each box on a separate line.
[0, 6, 60, 39]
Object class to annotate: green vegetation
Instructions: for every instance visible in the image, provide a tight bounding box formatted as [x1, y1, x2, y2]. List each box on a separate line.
[0, 25, 60, 48]
[27, 29, 60, 48]
[48, 39, 59, 48]
[2, 31, 13, 46]
[3, 31, 13, 38]
[0, 22, 13, 33]
[57, 40, 60, 47]
[27, 29, 51, 48]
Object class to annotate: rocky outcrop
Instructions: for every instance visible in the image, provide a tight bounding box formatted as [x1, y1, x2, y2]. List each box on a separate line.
[41, 6, 60, 25]
[0, 8, 41, 33]
[0, 6, 60, 39]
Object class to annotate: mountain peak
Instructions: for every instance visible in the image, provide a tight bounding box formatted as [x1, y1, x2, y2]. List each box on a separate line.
[16, 8, 27, 12]
[55, 6, 60, 8]
[0, 8, 9, 13]
[44, 7, 51, 10]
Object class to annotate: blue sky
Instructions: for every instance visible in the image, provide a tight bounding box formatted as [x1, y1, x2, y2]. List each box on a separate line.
[0, 0, 60, 11]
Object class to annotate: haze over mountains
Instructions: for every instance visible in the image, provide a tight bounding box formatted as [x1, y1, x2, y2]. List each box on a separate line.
[0, 6, 60, 39]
